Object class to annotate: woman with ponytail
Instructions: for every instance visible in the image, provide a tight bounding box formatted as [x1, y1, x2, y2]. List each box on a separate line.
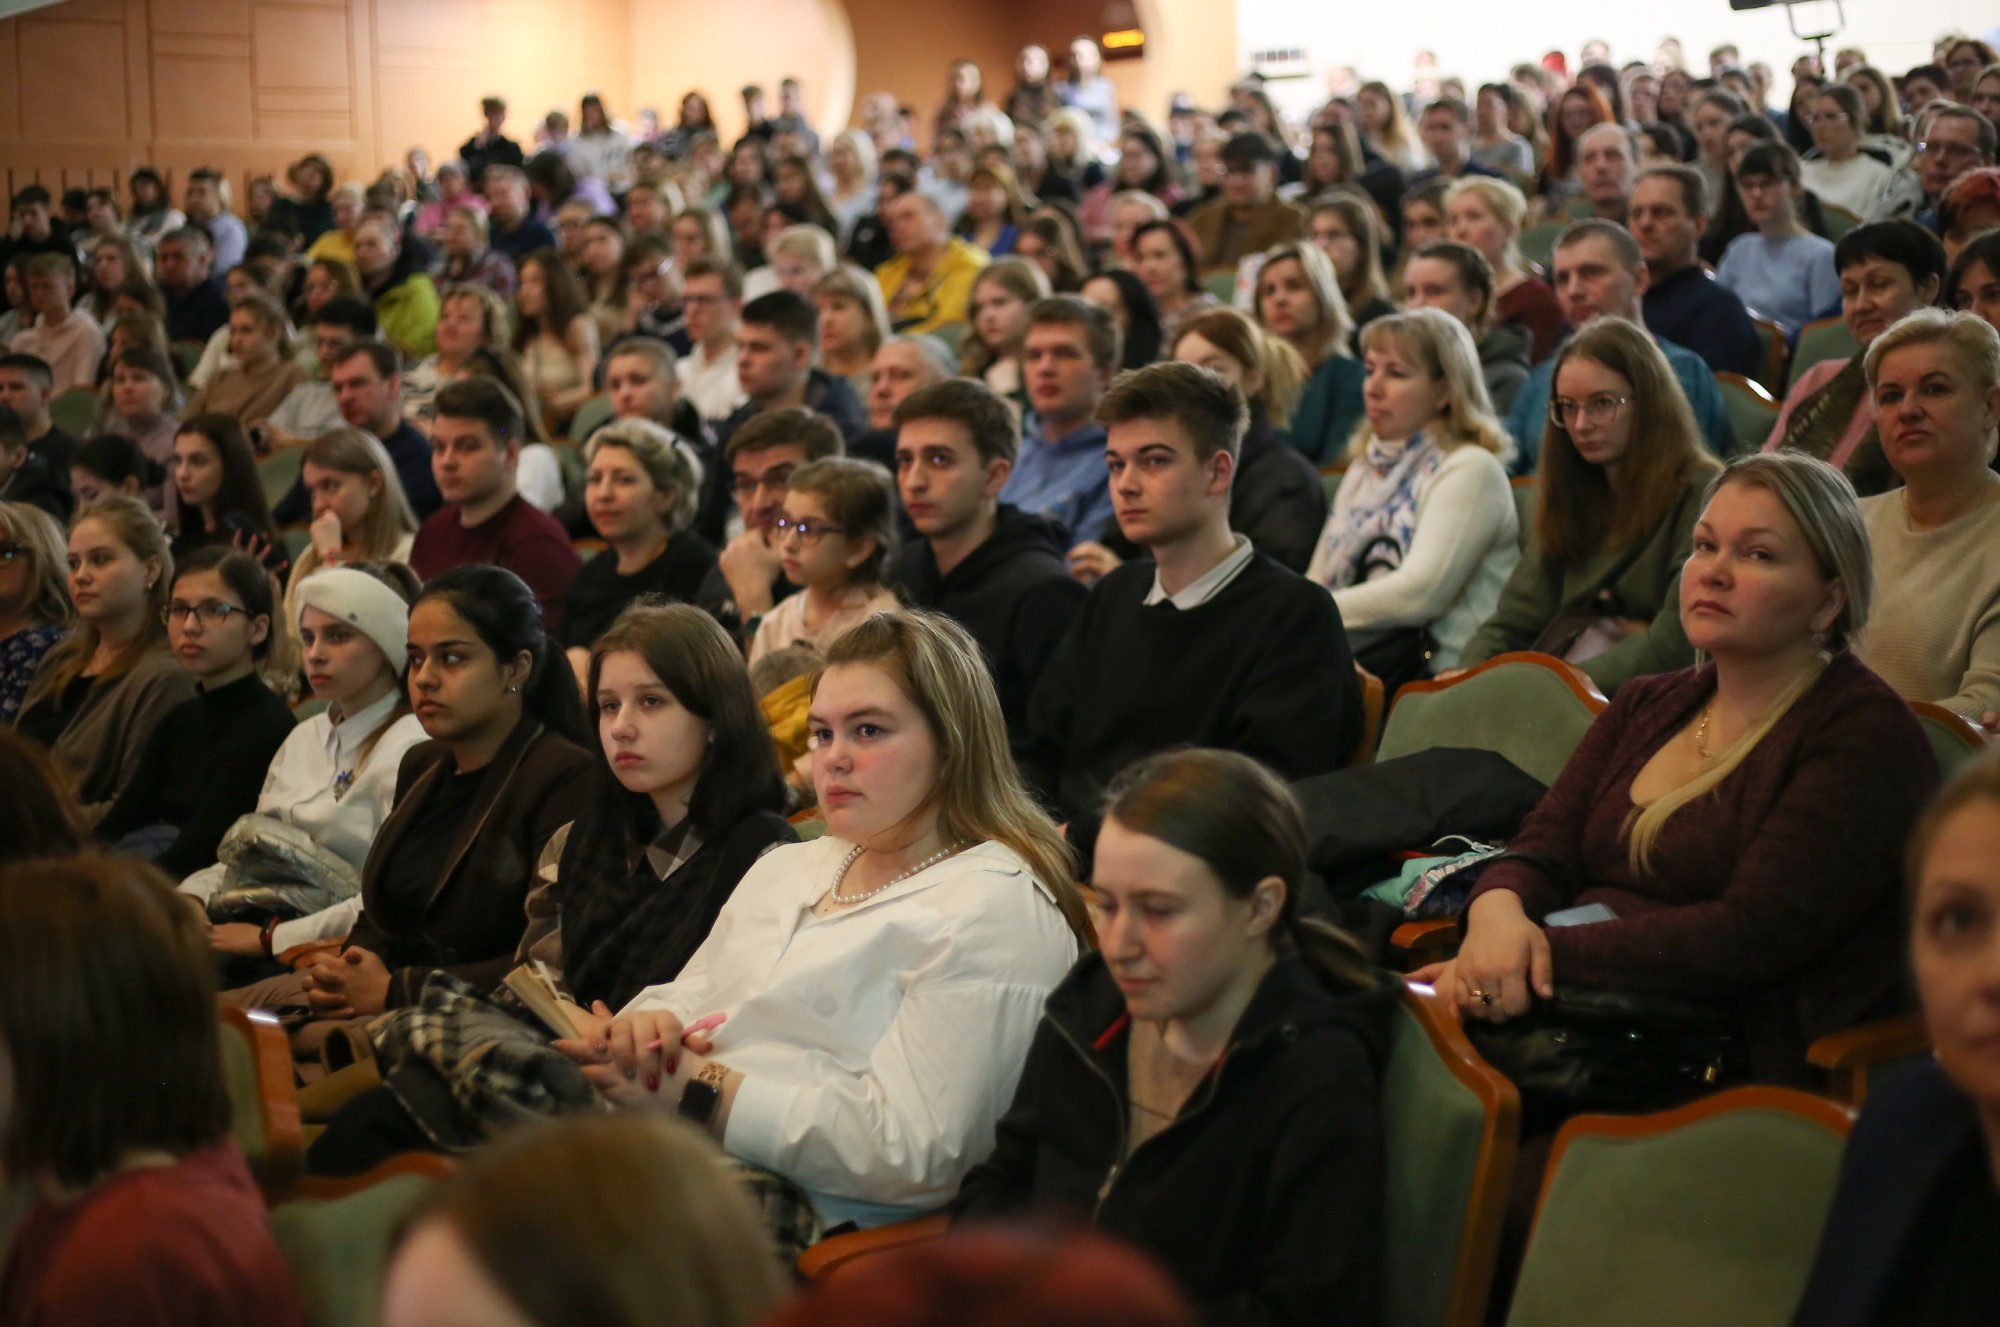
[1419, 452, 1938, 1087]
[294, 564, 593, 1025]
[954, 747, 1397, 1326]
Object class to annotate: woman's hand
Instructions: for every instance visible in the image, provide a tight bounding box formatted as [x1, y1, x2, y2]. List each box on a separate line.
[302, 946, 393, 1018]
[604, 1009, 688, 1094]
[550, 1000, 618, 1064]
[210, 922, 267, 956]
[1065, 542, 1122, 584]
[1448, 890, 1553, 1022]
[309, 510, 345, 563]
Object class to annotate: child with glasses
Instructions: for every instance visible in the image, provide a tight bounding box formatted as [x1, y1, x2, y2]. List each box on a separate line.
[748, 457, 900, 666]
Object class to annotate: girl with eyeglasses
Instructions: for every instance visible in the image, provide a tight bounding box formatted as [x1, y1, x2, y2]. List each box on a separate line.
[94, 548, 293, 875]
[1458, 319, 1721, 695]
[0, 501, 70, 724]
[15, 496, 196, 826]
[747, 458, 900, 667]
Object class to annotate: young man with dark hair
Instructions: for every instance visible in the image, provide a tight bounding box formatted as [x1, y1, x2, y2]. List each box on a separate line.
[409, 376, 579, 629]
[182, 168, 247, 273]
[0, 403, 70, 520]
[272, 337, 441, 524]
[0, 353, 77, 502]
[715, 290, 865, 450]
[1630, 166, 1762, 378]
[1019, 361, 1360, 853]
[1, 186, 74, 316]
[700, 405, 844, 635]
[461, 96, 526, 185]
[9, 253, 102, 392]
[889, 378, 1085, 736]
[155, 226, 231, 343]
[1414, 98, 1508, 184]
[998, 296, 1119, 548]
[677, 255, 748, 424]
[483, 165, 557, 263]
[1184, 132, 1308, 272]
[259, 296, 379, 455]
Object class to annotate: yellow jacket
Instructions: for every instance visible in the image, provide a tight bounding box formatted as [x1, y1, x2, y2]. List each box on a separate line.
[875, 239, 989, 336]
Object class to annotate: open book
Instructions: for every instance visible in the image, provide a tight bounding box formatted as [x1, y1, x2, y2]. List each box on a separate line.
[501, 960, 581, 1039]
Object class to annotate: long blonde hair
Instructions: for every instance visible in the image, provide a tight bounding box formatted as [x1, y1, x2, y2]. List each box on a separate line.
[1350, 309, 1509, 461]
[819, 611, 1091, 942]
[22, 497, 170, 711]
[1254, 241, 1355, 368]
[299, 429, 418, 559]
[1626, 452, 1873, 873]
[1172, 306, 1307, 431]
[959, 257, 1052, 377]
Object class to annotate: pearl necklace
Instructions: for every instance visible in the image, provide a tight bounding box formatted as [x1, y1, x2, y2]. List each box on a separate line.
[826, 841, 965, 907]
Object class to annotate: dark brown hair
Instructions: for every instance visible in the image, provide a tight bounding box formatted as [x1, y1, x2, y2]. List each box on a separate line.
[0, 853, 231, 1189]
[0, 729, 84, 864]
[724, 404, 843, 462]
[512, 247, 590, 350]
[893, 378, 1019, 465]
[1097, 359, 1247, 463]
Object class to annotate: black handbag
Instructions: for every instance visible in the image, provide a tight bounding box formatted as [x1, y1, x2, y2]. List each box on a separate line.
[1465, 984, 1742, 1128]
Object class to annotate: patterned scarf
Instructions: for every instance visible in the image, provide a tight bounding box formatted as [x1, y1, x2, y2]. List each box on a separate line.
[1310, 433, 1446, 589]
[1780, 352, 1897, 497]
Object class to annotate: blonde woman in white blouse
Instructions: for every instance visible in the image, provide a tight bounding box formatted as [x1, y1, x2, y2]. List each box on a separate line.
[1307, 308, 1519, 678]
[558, 611, 1090, 1237]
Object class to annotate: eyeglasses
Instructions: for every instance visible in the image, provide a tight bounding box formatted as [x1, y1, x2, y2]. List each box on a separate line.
[729, 466, 796, 497]
[163, 599, 249, 626]
[0, 542, 27, 564]
[1918, 140, 1982, 163]
[771, 515, 849, 545]
[1549, 393, 1632, 426]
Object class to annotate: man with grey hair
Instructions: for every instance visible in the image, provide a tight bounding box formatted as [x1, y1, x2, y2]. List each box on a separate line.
[1575, 122, 1638, 223]
[847, 333, 955, 470]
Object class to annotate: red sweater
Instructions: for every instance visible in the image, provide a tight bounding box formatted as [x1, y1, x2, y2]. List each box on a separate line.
[0, 1143, 303, 1327]
[1467, 651, 1937, 1082]
[409, 494, 581, 633]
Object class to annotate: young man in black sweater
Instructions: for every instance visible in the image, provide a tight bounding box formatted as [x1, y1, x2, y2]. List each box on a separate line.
[889, 378, 1086, 740]
[1020, 361, 1360, 854]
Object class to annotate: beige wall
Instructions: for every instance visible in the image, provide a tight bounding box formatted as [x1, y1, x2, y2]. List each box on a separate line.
[0, 0, 1237, 201]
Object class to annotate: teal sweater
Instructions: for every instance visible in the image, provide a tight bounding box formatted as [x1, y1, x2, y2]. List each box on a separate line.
[1288, 356, 1367, 465]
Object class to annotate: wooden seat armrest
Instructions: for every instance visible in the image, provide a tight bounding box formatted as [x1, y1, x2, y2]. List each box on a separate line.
[1390, 917, 1460, 968]
[796, 1214, 951, 1279]
[1807, 1014, 1930, 1071]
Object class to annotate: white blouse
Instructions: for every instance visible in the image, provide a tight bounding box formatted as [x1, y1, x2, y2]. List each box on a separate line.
[178, 690, 428, 952]
[621, 836, 1080, 1229]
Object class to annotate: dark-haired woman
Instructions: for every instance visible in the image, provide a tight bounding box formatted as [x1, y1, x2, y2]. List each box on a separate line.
[1459, 320, 1720, 694]
[169, 413, 283, 570]
[295, 565, 593, 1027]
[954, 748, 1398, 1327]
[95, 549, 293, 876]
[1767, 220, 1948, 496]
[16, 497, 196, 827]
[1081, 268, 1165, 370]
[70, 433, 165, 514]
[1131, 219, 1220, 349]
[305, 601, 796, 1171]
[514, 249, 601, 433]
[1950, 229, 2000, 336]
[0, 855, 304, 1327]
[92, 344, 180, 516]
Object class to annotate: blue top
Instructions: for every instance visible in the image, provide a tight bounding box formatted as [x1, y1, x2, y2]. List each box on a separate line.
[999, 418, 1113, 548]
[1287, 357, 1367, 466]
[1715, 232, 1840, 335]
[1506, 330, 1732, 476]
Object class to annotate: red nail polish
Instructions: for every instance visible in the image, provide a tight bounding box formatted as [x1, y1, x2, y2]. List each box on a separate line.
[646, 1074, 660, 1092]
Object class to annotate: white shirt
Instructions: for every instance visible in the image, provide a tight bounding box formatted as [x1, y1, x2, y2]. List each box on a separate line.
[621, 837, 1080, 1229]
[1802, 153, 1895, 218]
[178, 691, 429, 952]
[677, 341, 747, 422]
[1143, 533, 1255, 609]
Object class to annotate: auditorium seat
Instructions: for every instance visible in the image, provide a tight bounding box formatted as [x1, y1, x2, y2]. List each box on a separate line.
[219, 1006, 304, 1199]
[1787, 316, 1859, 391]
[269, 1153, 455, 1327]
[1714, 372, 1780, 455]
[1807, 1013, 1931, 1108]
[1910, 700, 1988, 778]
[1376, 652, 1607, 789]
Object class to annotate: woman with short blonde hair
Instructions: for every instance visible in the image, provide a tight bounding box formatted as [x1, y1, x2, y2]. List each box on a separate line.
[814, 264, 893, 398]
[1446, 176, 1564, 362]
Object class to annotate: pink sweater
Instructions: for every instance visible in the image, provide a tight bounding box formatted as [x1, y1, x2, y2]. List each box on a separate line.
[1765, 357, 1875, 468]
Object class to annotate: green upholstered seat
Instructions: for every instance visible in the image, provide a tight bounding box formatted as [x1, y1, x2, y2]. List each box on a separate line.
[1787, 317, 1860, 391]
[1505, 1090, 1850, 1327]
[49, 386, 100, 438]
[271, 1173, 442, 1327]
[259, 447, 305, 510]
[1715, 372, 1781, 456]
[567, 392, 614, 443]
[1376, 654, 1606, 788]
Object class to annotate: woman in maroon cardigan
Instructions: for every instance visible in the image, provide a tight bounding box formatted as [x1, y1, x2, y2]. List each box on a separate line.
[1417, 451, 1938, 1083]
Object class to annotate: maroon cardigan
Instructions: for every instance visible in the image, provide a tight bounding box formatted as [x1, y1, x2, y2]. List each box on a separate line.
[1467, 650, 1938, 1082]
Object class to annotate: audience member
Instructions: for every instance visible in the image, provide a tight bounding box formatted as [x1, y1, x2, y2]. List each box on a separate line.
[1080, 268, 1164, 371]
[1419, 452, 1936, 1089]
[877, 191, 990, 334]
[810, 265, 887, 402]
[1186, 133, 1307, 273]
[0, 403, 69, 522]
[1791, 753, 2000, 1323]
[1472, 83, 1539, 180]
[717, 291, 865, 452]
[353, 214, 440, 359]
[1417, 95, 1509, 186]
[292, 565, 592, 1030]
[10, 253, 104, 391]
[1131, 219, 1219, 350]
[155, 226, 231, 345]
[1305, 191, 1398, 348]
[1446, 178, 1567, 363]
[954, 161, 1029, 258]
[1802, 82, 1896, 217]
[563, 610, 1087, 1248]
[955, 747, 1396, 1323]
[0, 500, 68, 724]
[379, 1116, 787, 1327]
[409, 377, 580, 631]
[999, 296, 1118, 546]
[435, 205, 519, 300]
[87, 347, 173, 510]
[562, 418, 716, 673]
[279, 427, 419, 651]
[1629, 166, 1763, 378]
[1851, 309, 2000, 720]
[1254, 242, 1365, 463]
[961, 258, 1051, 409]
[1460, 318, 1719, 692]
[1023, 361, 1361, 850]
[485, 165, 559, 262]
[1767, 220, 1948, 493]
[0, 186, 73, 318]
[460, 95, 526, 184]
[701, 407, 843, 636]
[94, 547, 292, 873]
[1401, 240, 1532, 415]
[182, 167, 247, 273]
[1507, 221, 1731, 470]
[1950, 228, 2000, 333]
[70, 432, 165, 515]
[1716, 142, 1840, 334]
[1569, 123, 1638, 225]
[1359, 78, 1427, 174]
[677, 255, 749, 423]
[182, 292, 309, 425]
[261, 296, 377, 451]
[15, 497, 195, 826]
[1308, 308, 1518, 687]
[0, 727, 84, 862]
[0, 854, 305, 1327]
[1872, 103, 1995, 228]
[744, 456, 896, 666]
[167, 414, 281, 568]
[306, 184, 365, 267]
[1937, 167, 2000, 271]
[513, 249, 600, 432]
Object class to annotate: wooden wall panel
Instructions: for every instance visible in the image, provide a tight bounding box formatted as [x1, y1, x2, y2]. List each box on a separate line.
[16, 14, 128, 141]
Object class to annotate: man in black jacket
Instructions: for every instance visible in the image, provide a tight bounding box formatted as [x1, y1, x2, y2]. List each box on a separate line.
[713, 290, 866, 452]
[1019, 362, 1360, 856]
[889, 379, 1086, 740]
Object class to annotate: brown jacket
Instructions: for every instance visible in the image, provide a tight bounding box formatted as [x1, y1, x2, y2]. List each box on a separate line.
[347, 716, 594, 1007]
[1184, 196, 1307, 273]
[24, 647, 197, 828]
